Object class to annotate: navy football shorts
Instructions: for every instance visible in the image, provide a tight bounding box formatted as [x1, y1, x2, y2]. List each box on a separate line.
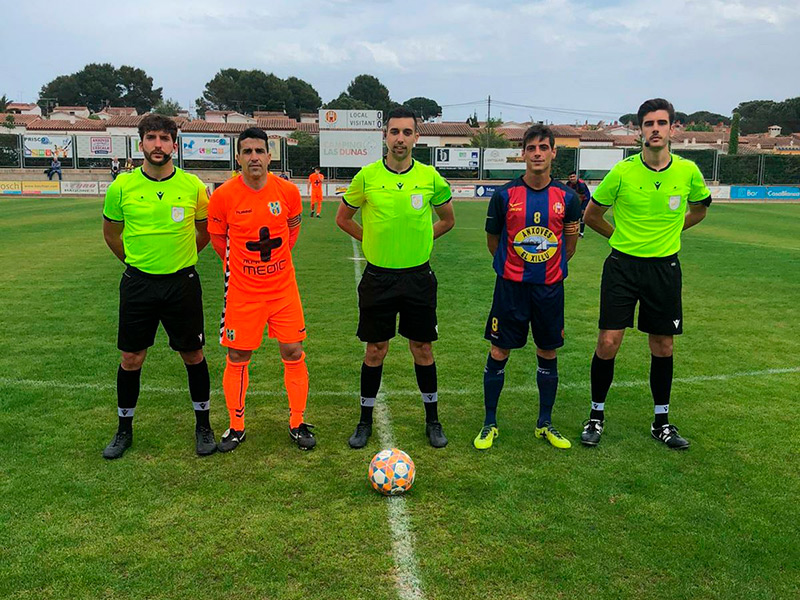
[484, 276, 564, 350]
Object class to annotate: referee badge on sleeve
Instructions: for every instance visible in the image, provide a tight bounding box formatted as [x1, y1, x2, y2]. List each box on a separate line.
[171, 206, 185, 222]
[410, 194, 424, 210]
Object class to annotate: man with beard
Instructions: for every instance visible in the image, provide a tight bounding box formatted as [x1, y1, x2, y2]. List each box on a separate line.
[336, 107, 455, 449]
[101, 114, 216, 459]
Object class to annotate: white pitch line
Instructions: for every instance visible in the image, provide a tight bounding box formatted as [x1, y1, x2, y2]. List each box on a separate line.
[351, 237, 425, 600]
[693, 236, 800, 252]
[1, 367, 798, 399]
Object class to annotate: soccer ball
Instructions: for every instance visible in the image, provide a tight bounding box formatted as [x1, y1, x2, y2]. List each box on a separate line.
[368, 448, 415, 495]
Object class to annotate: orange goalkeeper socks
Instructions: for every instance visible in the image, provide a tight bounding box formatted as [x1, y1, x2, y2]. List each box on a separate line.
[283, 352, 309, 429]
[223, 356, 250, 431]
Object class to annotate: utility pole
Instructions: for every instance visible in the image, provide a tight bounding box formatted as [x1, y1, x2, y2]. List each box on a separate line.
[485, 94, 491, 148]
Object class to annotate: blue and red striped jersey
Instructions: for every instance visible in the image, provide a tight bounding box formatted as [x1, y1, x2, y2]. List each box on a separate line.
[566, 178, 591, 204]
[485, 178, 581, 284]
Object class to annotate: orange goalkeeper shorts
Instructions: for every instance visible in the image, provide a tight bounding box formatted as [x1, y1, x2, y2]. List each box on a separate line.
[220, 284, 307, 350]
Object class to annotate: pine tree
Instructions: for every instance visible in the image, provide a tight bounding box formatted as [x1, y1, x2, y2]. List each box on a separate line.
[728, 112, 740, 155]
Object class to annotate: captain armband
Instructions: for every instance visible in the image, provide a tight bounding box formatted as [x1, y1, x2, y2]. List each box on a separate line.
[690, 196, 712, 207]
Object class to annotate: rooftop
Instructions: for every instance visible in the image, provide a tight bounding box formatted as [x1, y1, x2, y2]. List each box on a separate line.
[98, 107, 138, 116]
[26, 118, 107, 131]
[418, 122, 476, 137]
[181, 121, 248, 133]
[0, 113, 41, 126]
[253, 111, 289, 118]
[257, 117, 298, 130]
[6, 102, 38, 110]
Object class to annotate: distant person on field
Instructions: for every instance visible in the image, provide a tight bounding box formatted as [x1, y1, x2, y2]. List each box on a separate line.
[111, 157, 121, 180]
[580, 98, 711, 450]
[308, 166, 324, 218]
[278, 171, 290, 181]
[101, 113, 216, 460]
[124, 158, 134, 171]
[47, 156, 62, 181]
[565, 170, 591, 237]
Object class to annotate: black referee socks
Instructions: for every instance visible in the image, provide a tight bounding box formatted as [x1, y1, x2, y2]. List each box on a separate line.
[185, 358, 211, 429]
[415, 362, 439, 423]
[117, 365, 141, 433]
[650, 354, 673, 427]
[590, 353, 615, 421]
[360, 362, 383, 425]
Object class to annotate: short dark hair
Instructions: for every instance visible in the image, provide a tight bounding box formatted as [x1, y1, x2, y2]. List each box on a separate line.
[139, 114, 178, 142]
[238, 127, 270, 151]
[637, 98, 675, 126]
[568, 170, 577, 176]
[385, 107, 418, 131]
[522, 124, 555, 149]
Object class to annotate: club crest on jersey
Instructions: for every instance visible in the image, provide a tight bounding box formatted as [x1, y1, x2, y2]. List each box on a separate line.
[512, 226, 559, 263]
[410, 194, 424, 210]
[225, 328, 235, 341]
[669, 195, 681, 210]
[553, 201, 564, 216]
[171, 206, 185, 222]
[269, 201, 282, 216]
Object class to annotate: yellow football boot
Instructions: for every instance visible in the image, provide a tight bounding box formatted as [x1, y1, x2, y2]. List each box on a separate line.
[534, 423, 572, 449]
[473, 425, 499, 450]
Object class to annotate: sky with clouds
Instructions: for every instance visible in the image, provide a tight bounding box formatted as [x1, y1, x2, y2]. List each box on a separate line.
[3, 0, 798, 123]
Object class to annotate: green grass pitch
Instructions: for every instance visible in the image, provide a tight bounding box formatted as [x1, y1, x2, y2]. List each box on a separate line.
[0, 197, 798, 599]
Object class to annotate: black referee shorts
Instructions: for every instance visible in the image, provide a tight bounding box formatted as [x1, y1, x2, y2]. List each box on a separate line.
[599, 249, 683, 336]
[118, 266, 205, 353]
[357, 262, 438, 343]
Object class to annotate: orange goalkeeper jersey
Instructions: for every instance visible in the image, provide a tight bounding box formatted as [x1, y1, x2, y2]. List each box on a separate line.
[308, 172, 324, 196]
[208, 174, 302, 298]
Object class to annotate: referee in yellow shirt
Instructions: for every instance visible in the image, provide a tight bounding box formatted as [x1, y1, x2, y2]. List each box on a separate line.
[101, 114, 217, 459]
[581, 98, 711, 450]
[336, 107, 455, 449]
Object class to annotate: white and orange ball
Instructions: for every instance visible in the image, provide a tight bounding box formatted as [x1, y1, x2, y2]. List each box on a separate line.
[368, 448, 416, 495]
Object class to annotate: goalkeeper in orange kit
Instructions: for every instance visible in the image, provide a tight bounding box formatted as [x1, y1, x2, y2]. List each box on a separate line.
[208, 127, 316, 451]
[307, 166, 324, 218]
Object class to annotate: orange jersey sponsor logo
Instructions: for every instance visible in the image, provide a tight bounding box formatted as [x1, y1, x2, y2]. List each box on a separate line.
[209, 174, 302, 297]
[308, 173, 324, 190]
